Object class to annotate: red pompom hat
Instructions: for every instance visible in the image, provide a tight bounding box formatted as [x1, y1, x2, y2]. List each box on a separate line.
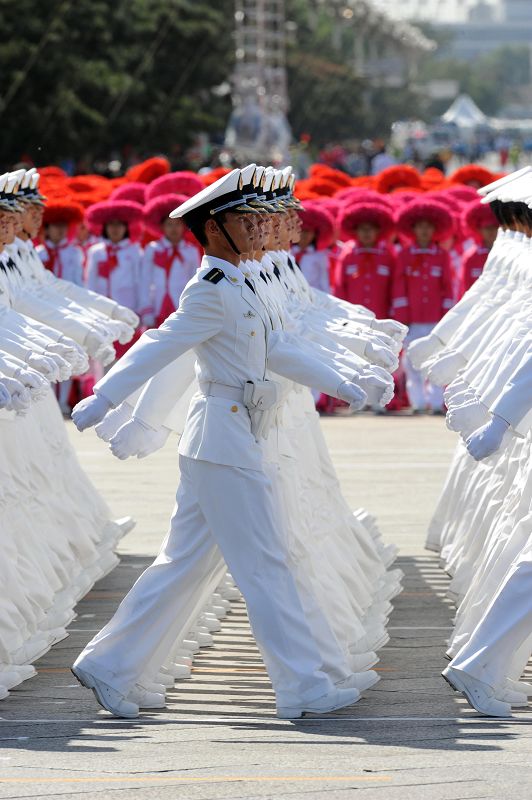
[376, 164, 421, 194]
[86, 199, 144, 239]
[339, 203, 394, 241]
[110, 182, 147, 204]
[396, 199, 454, 243]
[145, 171, 203, 202]
[43, 200, 84, 227]
[449, 164, 494, 188]
[463, 200, 499, 240]
[298, 203, 335, 250]
[445, 185, 479, 204]
[143, 193, 188, 237]
[342, 190, 395, 212]
[126, 157, 171, 184]
[199, 167, 231, 186]
[308, 164, 352, 188]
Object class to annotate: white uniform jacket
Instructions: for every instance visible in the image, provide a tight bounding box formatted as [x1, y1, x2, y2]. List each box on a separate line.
[95, 256, 346, 470]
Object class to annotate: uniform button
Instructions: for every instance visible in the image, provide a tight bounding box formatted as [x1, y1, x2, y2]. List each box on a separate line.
[231, 405, 238, 413]
[230, 276, 238, 283]
[250, 331, 256, 337]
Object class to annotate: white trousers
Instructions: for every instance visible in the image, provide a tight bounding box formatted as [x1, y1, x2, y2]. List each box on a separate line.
[451, 551, 532, 689]
[75, 455, 334, 707]
[403, 323, 444, 411]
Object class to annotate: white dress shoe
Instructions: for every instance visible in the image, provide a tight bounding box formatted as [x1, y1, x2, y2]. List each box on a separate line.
[172, 653, 193, 668]
[139, 680, 166, 694]
[156, 671, 175, 688]
[127, 685, 166, 709]
[162, 662, 191, 680]
[193, 630, 214, 647]
[442, 667, 512, 717]
[71, 666, 139, 718]
[336, 670, 380, 693]
[495, 688, 528, 707]
[0, 670, 24, 690]
[348, 652, 379, 672]
[506, 678, 532, 696]
[199, 615, 222, 633]
[212, 594, 231, 611]
[0, 686, 8, 701]
[277, 687, 360, 720]
[182, 638, 200, 654]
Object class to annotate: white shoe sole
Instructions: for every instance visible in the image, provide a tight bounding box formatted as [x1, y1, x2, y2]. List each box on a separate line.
[71, 666, 138, 719]
[277, 693, 360, 720]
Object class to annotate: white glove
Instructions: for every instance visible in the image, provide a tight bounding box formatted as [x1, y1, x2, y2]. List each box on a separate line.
[357, 371, 394, 407]
[26, 353, 60, 382]
[363, 341, 398, 372]
[14, 366, 48, 396]
[46, 353, 72, 382]
[0, 381, 11, 409]
[371, 318, 408, 343]
[95, 401, 134, 442]
[1, 376, 31, 413]
[426, 350, 467, 387]
[72, 392, 113, 431]
[117, 324, 135, 345]
[137, 425, 171, 458]
[85, 330, 109, 358]
[337, 380, 368, 412]
[94, 344, 117, 367]
[465, 415, 511, 461]
[109, 418, 159, 460]
[56, 337, 90, 374]
[113, 306, 140, 328]
[408, 334, 444, 370]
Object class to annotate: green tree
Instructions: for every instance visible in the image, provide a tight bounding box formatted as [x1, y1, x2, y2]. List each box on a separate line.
[0, 0, 234, 167]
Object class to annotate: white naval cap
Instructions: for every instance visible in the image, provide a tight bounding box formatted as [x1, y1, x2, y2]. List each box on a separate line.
[480, 166, 532, 204]
[478, 166, 532, 197]
[169, 168, 257, 221]
[488, 173, 532, 204]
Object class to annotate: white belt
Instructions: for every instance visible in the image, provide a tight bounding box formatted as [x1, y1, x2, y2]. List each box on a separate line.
[199, 382, 244, 402]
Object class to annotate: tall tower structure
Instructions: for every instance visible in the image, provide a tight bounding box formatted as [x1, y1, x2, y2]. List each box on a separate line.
[225, 0, 291, 164]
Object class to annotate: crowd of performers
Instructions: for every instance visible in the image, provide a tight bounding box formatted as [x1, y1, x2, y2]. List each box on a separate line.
[2, 155, 527, 719]
[0, 162, 405, 709]
[408, 166, 532, 717]
[28, 159, 499, 415]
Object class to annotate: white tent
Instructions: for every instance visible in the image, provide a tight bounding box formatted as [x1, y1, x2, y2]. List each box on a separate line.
[441, 94, 488, 128]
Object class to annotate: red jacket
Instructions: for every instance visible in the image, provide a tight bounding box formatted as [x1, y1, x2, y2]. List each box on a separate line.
[458, 245, 489, 299]
[333, 241, 396, 318]
[391, 244, 454, 325]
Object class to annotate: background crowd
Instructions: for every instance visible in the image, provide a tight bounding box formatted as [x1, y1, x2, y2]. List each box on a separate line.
[30, 156, 500, 415]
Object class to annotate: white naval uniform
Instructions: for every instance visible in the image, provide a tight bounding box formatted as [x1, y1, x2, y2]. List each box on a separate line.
[74, 255, 350, 708]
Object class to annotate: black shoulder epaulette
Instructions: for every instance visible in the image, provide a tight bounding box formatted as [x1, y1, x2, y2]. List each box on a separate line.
[273, 265, 281, 280]
[202, 267, 224, 284]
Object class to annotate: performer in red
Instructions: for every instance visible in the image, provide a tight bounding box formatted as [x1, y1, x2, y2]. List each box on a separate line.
[393, 200, 454, 413]
[334, 202, 396, 318]
[458, 201, 499, 299]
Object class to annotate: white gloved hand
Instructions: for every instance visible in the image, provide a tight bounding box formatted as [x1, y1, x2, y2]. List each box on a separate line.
[113, 306, 140, 328]
[337, 380, 368, 412]
[408, 333, 444, 370]
[14, 366, 48, 395]
[109, 417, 159, 460]
[85, 330, 108, 358]
[117, 324, 135, 345]
[465, 415, 511, 461]
[1, 376, 31, 413]
[26, 353, 60, 382]
[426, 350, 467, 387]
[137, 425, 172, 458]
[56, 337, 90, 374]
[363, 341, 398, 372]
[95, 401, 134, 442]
[46, 353, 72, 382]
[94, 344, 117, 367]
[371, 318, 408, 343]
[0, 380, 11, 409]
[357, 371, 394, 407]
[72, 393, 113, 431]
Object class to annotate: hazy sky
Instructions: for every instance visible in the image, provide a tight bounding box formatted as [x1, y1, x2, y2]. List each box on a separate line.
[372, 0, 501, 23]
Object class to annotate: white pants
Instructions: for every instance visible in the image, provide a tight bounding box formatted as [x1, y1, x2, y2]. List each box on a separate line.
[75, 455, 334, 707]
[403, 323, 444, 411]
[451, 551, 532, 689]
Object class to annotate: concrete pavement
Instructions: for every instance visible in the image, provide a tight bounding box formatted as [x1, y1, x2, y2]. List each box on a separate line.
[1, 415, 531, 799]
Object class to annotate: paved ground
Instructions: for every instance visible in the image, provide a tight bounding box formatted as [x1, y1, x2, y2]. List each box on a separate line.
[1, 415, 532, 799]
